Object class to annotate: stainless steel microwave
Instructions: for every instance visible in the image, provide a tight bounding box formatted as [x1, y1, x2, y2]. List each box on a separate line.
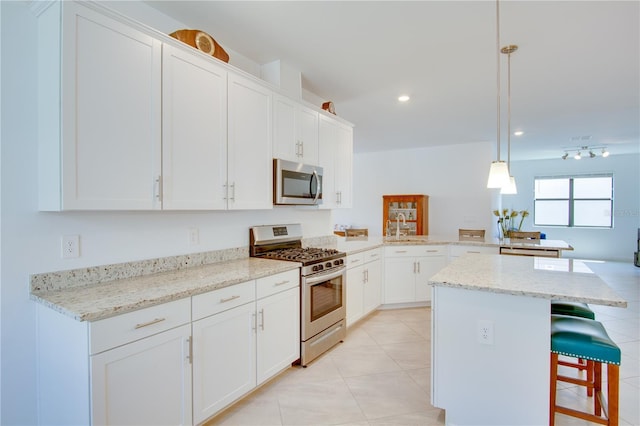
[273, 158, 323, 205]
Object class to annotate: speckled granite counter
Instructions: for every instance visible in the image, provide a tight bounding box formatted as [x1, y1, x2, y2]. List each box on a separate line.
[334, 234, 573, 254]
[31, 257, 299, 322]
[429, 254, 626, 307]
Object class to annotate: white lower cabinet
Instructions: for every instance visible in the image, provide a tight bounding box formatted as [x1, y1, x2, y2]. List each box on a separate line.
[192, 298, 256, 423]
[191, 270, 300, 424]
[89, 298, 192, 426]
[91, 324, 193, 426]
[36, 269, 299, 426]
[346, 248, 382, 326]
[384, 245, 447, 304]
[256, 285, 300, 384]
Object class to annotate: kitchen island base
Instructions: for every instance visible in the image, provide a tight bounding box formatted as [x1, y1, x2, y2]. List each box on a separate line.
[431, 286, 550, 425]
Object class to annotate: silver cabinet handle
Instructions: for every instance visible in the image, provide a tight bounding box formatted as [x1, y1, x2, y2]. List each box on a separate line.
[220, 295, 240, 303]
[425, 250, 439, 253]
[416, 261, 421, 273]
[154, 176, 162, 202]
[229, 182, 235, 201]
[259, 309, 265, 331]
[395, 250, 408, 254]
[134, 317, 165, 329]
[413, 261, 417, 274]
[350, 258, 361, 264]
[467, 251, 481, 254]
[275, 280, 290, 286]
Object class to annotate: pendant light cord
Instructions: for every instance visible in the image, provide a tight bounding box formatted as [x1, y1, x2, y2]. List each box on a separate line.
[507, 48, 511, 170]
[496, 0, 502, 161]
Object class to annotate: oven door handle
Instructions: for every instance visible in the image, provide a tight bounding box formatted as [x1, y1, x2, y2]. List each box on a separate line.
[305, 266, 345, 285]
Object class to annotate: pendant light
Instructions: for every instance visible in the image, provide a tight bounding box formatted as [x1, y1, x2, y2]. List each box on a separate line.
[501, 44, 518, 195]
[487, 0, 511, 189]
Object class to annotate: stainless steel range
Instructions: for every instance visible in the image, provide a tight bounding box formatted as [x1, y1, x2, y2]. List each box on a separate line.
[250, 224, 346, 366]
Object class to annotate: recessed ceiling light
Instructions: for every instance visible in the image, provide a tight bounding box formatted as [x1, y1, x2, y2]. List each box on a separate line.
[514, 131, 524, 136]
[398, 95, 410, 102]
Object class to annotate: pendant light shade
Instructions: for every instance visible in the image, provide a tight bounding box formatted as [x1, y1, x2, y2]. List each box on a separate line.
[488, 161, 511, 188]
[501, 176, 518, 194]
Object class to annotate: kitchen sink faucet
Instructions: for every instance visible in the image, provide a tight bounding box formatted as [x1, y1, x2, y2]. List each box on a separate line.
[396, 213, 406, 239]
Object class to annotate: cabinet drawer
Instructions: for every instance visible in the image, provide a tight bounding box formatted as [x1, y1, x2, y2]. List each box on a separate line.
[192, 280, 255, 321]
[256, 269, 299, 299]
[385, 245, 446, 257]
[363, 248, 382, 263]
[449, 245, 498, 257]
[346, 253, 365, 269]
[90, 297, 191, 355]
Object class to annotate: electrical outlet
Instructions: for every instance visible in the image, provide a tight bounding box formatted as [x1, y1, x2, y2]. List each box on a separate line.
[477, 320, 494, 345]
[61, 235, 80, 259]
[188, 228, 200, 246]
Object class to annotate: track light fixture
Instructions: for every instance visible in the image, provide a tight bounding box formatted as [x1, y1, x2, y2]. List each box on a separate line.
[561, 146, 609, 160]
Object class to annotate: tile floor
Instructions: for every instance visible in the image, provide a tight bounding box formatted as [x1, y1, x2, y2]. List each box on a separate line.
[207, 261, 639, 425]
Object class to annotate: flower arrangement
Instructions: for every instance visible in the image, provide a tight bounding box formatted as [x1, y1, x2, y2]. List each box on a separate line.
[493, 209, 530, 239]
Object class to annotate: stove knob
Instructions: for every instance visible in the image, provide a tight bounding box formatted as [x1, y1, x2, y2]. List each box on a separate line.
[313, 265, 320, 272]
[325, 262, 332, 268]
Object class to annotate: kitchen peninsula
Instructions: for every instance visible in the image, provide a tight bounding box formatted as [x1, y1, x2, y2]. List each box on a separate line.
[428, 254, 626, 425]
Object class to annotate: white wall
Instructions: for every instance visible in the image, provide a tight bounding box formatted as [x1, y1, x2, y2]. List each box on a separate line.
[0, 2, 331, 423]
[333, 142, 499, 237]
[505, 154, 640, 261]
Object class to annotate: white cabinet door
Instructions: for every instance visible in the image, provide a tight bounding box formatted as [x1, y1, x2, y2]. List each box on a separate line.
[256, 287, 300, 385]
[273, 95, 298, 162]
[90, 324, 192, 426]
[162, 44, 227, 210]
[346, 265, 365, 327]
[39, 2, 162, 210]
[227, 73, 273, 210]
[192, 302, 256, 424]
[273, 97, 319, 164]
[297, 105, 319, 165]
[363, 258, 382, 315]
[384, 257, 417, 304]
[415, 255, 447, 302]
[318, 115, 353, 209]
[318, 115, 338, 208]
[335, 123, 353, 208]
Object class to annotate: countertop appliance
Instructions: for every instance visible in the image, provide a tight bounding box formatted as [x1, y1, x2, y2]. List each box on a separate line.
[250, 224, 346, 366]
[273, 159, 323, 206]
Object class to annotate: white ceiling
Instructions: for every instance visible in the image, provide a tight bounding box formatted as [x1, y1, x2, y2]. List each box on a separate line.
[144, 1, 639, 161]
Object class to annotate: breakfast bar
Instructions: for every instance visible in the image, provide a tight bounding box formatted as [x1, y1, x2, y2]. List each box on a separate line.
[429, 254, 626, 426]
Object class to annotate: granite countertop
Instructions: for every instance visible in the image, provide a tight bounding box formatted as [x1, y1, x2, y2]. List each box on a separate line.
[429, 254, 627, 307]
[31, 257, 300, 322]
[334, 235, 573, 254]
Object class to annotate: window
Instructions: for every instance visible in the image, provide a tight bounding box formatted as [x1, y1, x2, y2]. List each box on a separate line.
[534, 175, 613, 228]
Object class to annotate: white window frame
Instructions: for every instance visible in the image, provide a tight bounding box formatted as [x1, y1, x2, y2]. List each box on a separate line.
[533, 174, 614, 228]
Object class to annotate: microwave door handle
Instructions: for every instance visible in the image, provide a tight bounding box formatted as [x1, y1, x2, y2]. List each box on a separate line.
[311, 170, 321, 204]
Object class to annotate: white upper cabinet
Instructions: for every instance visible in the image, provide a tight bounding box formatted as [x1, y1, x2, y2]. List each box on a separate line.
[227, 74, 273, 210]
[162, 44, 228, 210]
[273, 95, 319, 165]
[319, 115, 353, 209]
[38, 1, 162, 210]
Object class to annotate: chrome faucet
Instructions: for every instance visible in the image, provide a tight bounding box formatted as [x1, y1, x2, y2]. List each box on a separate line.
[396, 213, 406, 239]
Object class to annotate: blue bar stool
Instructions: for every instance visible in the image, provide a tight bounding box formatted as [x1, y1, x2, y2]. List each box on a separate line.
[551, 301, 595, 319]
[550, 314, 621, 426]
[551, 301, 596, 394]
